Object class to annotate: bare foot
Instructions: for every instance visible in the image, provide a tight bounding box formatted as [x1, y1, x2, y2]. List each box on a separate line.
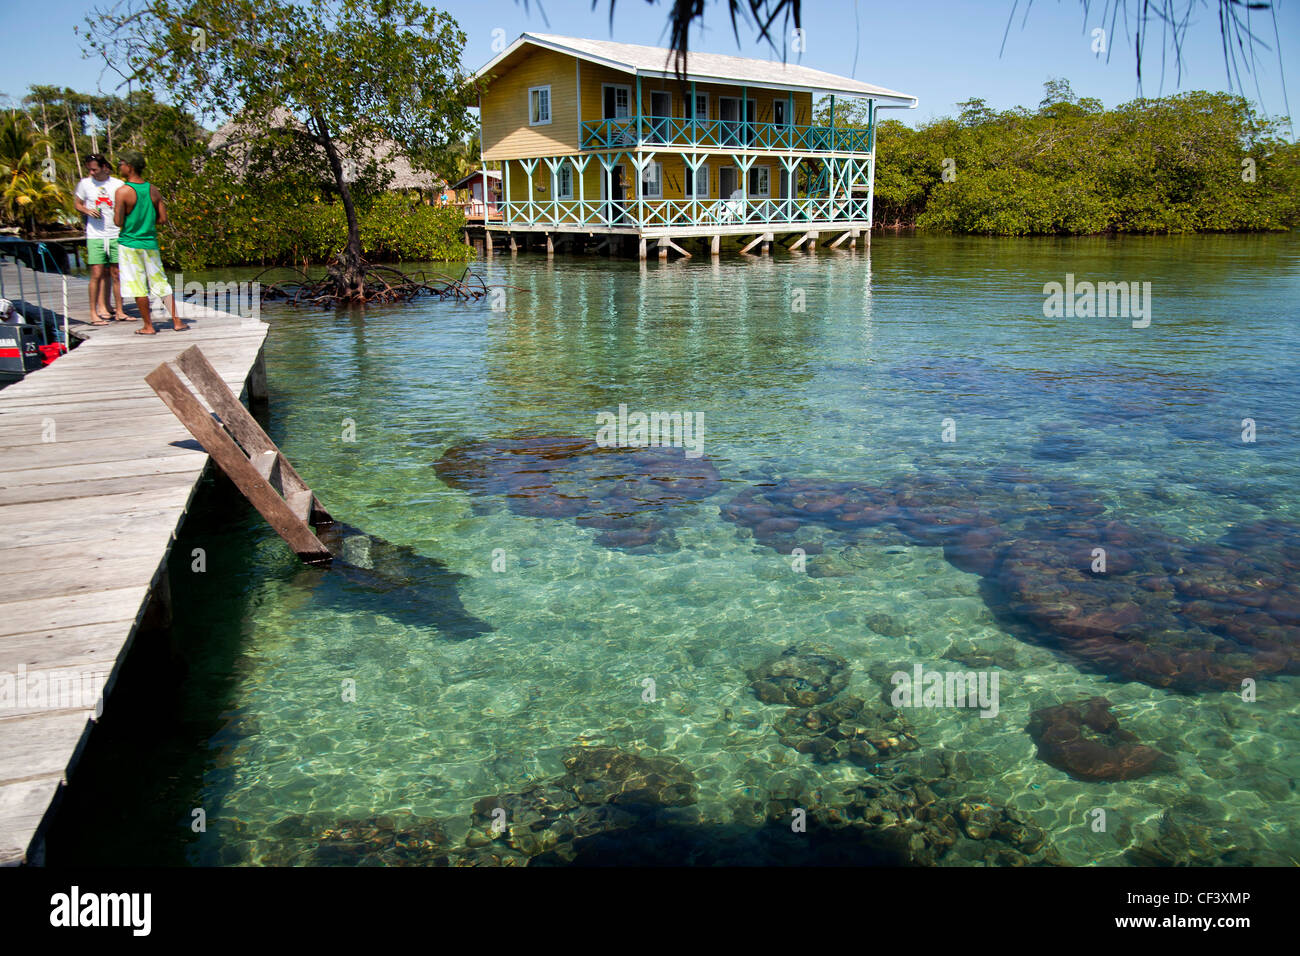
[135, 327, 157, 335]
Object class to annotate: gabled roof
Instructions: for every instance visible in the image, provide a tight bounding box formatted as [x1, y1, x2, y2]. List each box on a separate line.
[472, 33, 916, 107]
[450, 169, 502, 190]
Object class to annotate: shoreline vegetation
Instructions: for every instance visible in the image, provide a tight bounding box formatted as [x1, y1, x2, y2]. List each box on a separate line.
[859, 82, 1300, 235]
[4, 77, 1297, 271]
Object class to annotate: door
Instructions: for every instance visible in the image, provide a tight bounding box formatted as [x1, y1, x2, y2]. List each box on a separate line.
[601, 163, 628, 224]
[603, 85, 631, 118]
[773, 99, 789, 147]
[719, 97, 740, 146]
[603, 85, 633, 145]
[721, 97, 757, 145]
[719, 166, 738, 199]
[649, 91, 672, 143]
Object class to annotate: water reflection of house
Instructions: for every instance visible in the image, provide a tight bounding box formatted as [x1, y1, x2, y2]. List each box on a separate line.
[450, 169, 502, 221]
[471, 33, 915, 257]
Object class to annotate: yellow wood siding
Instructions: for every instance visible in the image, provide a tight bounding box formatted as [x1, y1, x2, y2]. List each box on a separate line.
[480, 47, 825, 162]
[481, 47, 581, 160]
[577, 64, 815, 128]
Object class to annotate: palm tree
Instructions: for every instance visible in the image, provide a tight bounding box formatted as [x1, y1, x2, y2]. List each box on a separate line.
[0, 114, 70, 233]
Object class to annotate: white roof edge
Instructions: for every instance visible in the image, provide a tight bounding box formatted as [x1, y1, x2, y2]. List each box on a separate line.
[471, 32, 915, 106]
[471, 34, 635, 84]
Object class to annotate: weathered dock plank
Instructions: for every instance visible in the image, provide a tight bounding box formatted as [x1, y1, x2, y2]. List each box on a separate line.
[0, 259, 270, 864]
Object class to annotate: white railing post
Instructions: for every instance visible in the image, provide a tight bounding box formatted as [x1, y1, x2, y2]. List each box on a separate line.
[573, 154, 591, 227]
[502, 159, 511, 224]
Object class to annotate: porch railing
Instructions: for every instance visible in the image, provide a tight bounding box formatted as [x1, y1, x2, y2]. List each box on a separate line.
[501, 195, 871, 230]
[581, 116, 871, 153]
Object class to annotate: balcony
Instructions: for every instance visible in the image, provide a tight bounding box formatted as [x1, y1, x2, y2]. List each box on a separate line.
[581, 116, 872, 153]
[501, 195, 871, 231]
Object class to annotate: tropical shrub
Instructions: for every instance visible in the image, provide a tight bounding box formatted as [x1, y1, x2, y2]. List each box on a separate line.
[866, 84, 1300, 235]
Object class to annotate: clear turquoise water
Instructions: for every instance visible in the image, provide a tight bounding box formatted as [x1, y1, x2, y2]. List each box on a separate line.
[47, 234, 1300, 865]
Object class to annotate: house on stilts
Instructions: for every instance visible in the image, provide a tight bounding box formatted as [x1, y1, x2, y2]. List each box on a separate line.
[471, 33, 916, 258]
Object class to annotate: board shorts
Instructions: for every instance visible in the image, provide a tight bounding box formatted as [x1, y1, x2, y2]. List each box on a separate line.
[118, 246, 173, 299]
[86, 236, 119, 266]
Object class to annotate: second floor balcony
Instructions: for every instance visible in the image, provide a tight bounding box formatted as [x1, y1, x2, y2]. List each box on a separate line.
[581, 116, 872, 154]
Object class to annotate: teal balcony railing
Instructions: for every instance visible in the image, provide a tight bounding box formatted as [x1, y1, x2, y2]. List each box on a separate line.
[502, 195, 871, 230]
[581, 116, 871, 153]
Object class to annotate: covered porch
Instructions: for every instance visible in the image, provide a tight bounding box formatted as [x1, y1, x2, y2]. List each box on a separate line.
[501, 152, 873, 232]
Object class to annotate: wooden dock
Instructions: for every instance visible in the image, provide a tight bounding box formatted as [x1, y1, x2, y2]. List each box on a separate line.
[0, 260, 269, 864]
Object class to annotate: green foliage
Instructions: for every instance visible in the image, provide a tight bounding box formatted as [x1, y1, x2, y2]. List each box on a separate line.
[83, 0, 479, 264]
[863, 83, 1300, 235]
[160, 174, 472, 270]
[359, 192, 471, 262]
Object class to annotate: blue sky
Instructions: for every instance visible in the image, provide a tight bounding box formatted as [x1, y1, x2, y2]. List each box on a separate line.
[2, 0, 1295, 130]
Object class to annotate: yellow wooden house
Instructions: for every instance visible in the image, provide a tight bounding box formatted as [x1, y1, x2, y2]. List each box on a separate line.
[471, 33, 916, 257]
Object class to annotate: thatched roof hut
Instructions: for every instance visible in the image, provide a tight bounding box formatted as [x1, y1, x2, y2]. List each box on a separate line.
[208, 109, 444, 191]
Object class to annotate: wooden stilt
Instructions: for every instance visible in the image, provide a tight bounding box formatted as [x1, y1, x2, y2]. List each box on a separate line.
[710, 235, 720, 256]
[786, 230, 819, 251]
[247, 345, 268, 404]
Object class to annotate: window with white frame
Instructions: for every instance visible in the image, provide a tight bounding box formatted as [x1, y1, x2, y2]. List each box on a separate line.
[603, 84, 631, 119]
[691, 93, 709, 121]
[641, 161, 663, 198]
[554, 161, 573, 199]
[684, 164, 710, 198]
[748, 165, 770, 198]
[529, 85, 552, 126]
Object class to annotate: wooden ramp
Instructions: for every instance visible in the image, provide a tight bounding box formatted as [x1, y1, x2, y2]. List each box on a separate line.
[147, 346, 332, 563]
[0, 260, 269, 864]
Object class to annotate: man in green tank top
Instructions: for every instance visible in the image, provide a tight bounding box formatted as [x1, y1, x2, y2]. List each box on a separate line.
[113, 150, 187, 335]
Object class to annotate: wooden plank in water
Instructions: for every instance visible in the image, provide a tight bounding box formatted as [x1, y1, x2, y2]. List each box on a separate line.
[145, 361, 330, 563]
[176, 346, 278, 456]
[174, 346, 316, 501]
[286, 489, 315, 523]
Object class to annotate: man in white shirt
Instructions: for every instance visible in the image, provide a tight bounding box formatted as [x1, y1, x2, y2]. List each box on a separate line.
[73, 154, 125, 324]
